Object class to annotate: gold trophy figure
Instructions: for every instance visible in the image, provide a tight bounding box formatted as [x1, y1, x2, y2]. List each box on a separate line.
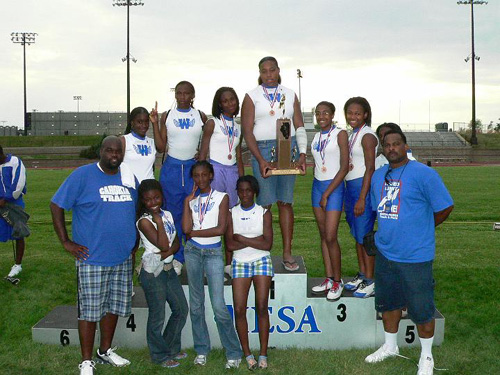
[265, 93, 303, 176]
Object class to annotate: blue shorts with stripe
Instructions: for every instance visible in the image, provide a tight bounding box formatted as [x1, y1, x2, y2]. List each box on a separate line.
[311, 178, 345, 211]
[344, 177, 376, 243]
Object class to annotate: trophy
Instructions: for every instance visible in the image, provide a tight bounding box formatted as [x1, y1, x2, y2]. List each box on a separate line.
[265, 94, 304, 177]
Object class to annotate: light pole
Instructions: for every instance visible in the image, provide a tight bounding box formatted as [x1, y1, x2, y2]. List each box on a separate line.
[113, 0, 143, 131]
[73, 96, 82, 113]
[73, 95, 82, 113]
[11, 32, 37, 136]
[297, 69, 303, 109]
[457, 0, 487, 145]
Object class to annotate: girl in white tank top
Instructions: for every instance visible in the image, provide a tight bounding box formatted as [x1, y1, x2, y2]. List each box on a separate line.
[121, 107, 158, 183]
[225, 175, 273, 370]
[199, 87, 245, 276]
[310, 101, 349, 301]
[342, 97, 378, 299]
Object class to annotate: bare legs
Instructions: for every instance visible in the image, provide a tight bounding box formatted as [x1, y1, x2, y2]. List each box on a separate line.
[15, 239, 25, 264]
[312, 208, 342, 280]
[79, 313, 119, 361]
[233, 276, 272, 357]
[277, 201, 294, 265]
[355, 242, 374, 279]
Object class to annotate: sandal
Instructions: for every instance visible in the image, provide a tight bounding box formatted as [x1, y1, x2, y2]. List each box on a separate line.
[258, 355, 268, 369]
[246, 355, 257, 370]
[281, 259, 299, 272]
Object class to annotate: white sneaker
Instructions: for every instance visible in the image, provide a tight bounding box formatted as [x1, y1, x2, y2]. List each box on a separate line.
[79, 360, 96, 375]
[344, 273, 363, 291]
[417, 356, 434, 375]
[225, 359, 241, 369]
[326, 280, 344, 301]
[224, 264, 232, 278]
[194, 354, 207, 366]
[8, 264, 22, 278]
[365, 344, 399, 363]
[96, 347, 130, 367]
[173, 259, 183, 276]
[353, 281, 375, 298]
[312, 278, 333, 294]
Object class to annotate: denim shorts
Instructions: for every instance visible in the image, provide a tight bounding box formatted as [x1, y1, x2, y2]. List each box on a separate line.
[232, 255, 274, 279]
[311, 178, 345, 211]
[251, 138, 297, 207]
[375, 252, 436, 325]
[344, 177, 376, 243]
[77, 256, 133, 322]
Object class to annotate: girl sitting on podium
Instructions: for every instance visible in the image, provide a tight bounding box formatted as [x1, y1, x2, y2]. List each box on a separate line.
[225, 175, 273, 370]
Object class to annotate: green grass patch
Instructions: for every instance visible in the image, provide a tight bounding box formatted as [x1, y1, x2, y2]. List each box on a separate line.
[0, 166, 499, 374]
[0, 135, 102, 147]
[459, 131, 500, 149]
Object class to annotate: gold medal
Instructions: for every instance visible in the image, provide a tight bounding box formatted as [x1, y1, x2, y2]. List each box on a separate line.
[228, 154, 232, 160]
[269, 110, 275, 116]
[321, 166, 327, 173]
[349, 163, 354, 171]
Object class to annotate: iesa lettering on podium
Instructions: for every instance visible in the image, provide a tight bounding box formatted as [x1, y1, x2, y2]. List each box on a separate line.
[226, 304, 321, 334]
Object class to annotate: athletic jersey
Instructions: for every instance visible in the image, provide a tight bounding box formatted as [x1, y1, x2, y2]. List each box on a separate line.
[370, 161, 453, 263]
[247, 84, 298, 141]
[137, 209, 176, 275]
[345, 125, 378, 181]
[0, 154, 26, 206]
[123, 132, 156, 182]
[231, 203, 269, 263]
[209, 116, 241, 166]
[51, 163, 138, 267]
[166, 108, 204, 160]
[311, 126, 345, 181]
[188, 189, 226, 246]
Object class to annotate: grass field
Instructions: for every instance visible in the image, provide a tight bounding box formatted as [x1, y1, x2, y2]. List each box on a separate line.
[0, 135, 102, 147]
[459, 131, 500, 149]
[0, 166, 499, 374]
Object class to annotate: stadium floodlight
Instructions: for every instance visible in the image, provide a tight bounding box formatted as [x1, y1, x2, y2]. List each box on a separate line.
[73, 96, 83, 113]
[11, 32, 38, 136]
[457, 0, 487, 145]
[112, 0, 144, 129]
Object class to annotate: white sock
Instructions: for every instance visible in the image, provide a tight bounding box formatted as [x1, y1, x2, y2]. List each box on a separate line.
[419, 336, 434, 359]
[384, 331, 398, 351]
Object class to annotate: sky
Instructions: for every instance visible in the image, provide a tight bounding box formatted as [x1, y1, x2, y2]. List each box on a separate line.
[2, 0, 499, 131]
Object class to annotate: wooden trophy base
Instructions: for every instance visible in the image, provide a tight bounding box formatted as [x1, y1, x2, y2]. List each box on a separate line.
[265, 163, 303, 177]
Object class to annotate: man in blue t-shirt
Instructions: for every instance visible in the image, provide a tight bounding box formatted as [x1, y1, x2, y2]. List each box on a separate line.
[51, 136, 138, 375]
[365, 129, 453, 375]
